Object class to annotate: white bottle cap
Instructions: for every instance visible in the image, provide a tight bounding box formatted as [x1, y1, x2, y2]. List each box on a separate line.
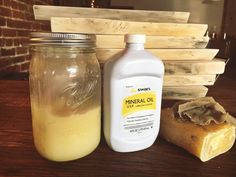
[124, 34, 146, 44]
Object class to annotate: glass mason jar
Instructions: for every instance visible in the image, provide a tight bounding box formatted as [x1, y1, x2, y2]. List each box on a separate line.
[29, 33, 101, 162]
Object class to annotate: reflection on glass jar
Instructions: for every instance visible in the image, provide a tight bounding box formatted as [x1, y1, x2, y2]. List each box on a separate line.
[29, 33, 101, 162]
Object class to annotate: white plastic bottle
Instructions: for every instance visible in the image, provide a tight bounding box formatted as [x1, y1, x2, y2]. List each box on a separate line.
[103, 34, 164, 152]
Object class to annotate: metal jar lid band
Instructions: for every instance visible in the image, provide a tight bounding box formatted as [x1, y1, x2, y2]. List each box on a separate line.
[30, 32, 96, 47]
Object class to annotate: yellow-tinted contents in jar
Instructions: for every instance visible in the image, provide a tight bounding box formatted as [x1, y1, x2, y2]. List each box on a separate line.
[31, 104, 101, 162]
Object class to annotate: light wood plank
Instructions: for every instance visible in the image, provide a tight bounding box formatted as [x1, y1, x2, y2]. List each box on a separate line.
[164, 75, 216, 86]
[163, 86, 208, 100]
[100, 59, 225, 74]
[51, 17, 208, 36]
[34, 5, 190, 23]
[96, 49, 219, 63]
[164, 59, 225, 74]
[96, 35, 209, 49]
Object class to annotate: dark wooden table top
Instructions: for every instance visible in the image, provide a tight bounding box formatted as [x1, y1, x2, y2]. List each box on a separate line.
[0, 75, 236, 177]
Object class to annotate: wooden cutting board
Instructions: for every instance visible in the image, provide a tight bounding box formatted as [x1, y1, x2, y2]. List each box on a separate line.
[51, 17, 208, 36]
[164, 59, 225, 74]
[96, 49, 219, 63]
[163, 86, 208, 100]
[100, 59, 225, 75]
[33, 5, 190, 23]
[96, 35, 209, 49]
[163, 75, 216, 86]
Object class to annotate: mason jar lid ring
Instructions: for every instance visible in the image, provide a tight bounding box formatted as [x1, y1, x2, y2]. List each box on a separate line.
[30, 32, 96, 47]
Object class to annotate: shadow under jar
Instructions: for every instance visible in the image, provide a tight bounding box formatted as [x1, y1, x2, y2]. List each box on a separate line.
[29, 33, 101, 162]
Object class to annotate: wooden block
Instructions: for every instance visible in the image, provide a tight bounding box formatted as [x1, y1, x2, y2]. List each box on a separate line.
[96, 49, 219, 63]
[51, 17, 208, 36]
[164, 59, 225, 74]
[33, 5, 190, 23]
[164, 75, 216, 86]
[96, 35, 209, 49]
[163, 86, 208, 100]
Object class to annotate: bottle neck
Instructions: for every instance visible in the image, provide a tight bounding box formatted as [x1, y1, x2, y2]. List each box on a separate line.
[125, 43, 144, 50]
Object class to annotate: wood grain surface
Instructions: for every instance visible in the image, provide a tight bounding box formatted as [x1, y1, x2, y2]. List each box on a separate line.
[0, 76, 235, 177]
[163, 86, 208, 100]
[164, 59, 225, 74]
[51, 17, 208, 36]
[164, 75, 216, 86]
[33, 5, 190, 23]
[96, 35, 209, 49]
[96, 49, 219, 63]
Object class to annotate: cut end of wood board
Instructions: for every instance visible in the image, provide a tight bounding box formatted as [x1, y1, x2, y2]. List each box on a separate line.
[163, 86, 208, 100]
[164, 75, 216, 86]
[96, 35, 210, 49]
[50, 17, 208, 36]
[96, 49, 219, 63]
[34, 5, 190, 23]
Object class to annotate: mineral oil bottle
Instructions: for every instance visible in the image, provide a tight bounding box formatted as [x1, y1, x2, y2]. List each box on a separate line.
[103, 34, 164, 152]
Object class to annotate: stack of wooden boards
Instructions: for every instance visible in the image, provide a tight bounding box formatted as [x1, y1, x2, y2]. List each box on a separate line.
[33, 5, 225, 100]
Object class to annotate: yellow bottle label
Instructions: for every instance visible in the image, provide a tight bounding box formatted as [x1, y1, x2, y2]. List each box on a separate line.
[122, 92, 156, 117]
